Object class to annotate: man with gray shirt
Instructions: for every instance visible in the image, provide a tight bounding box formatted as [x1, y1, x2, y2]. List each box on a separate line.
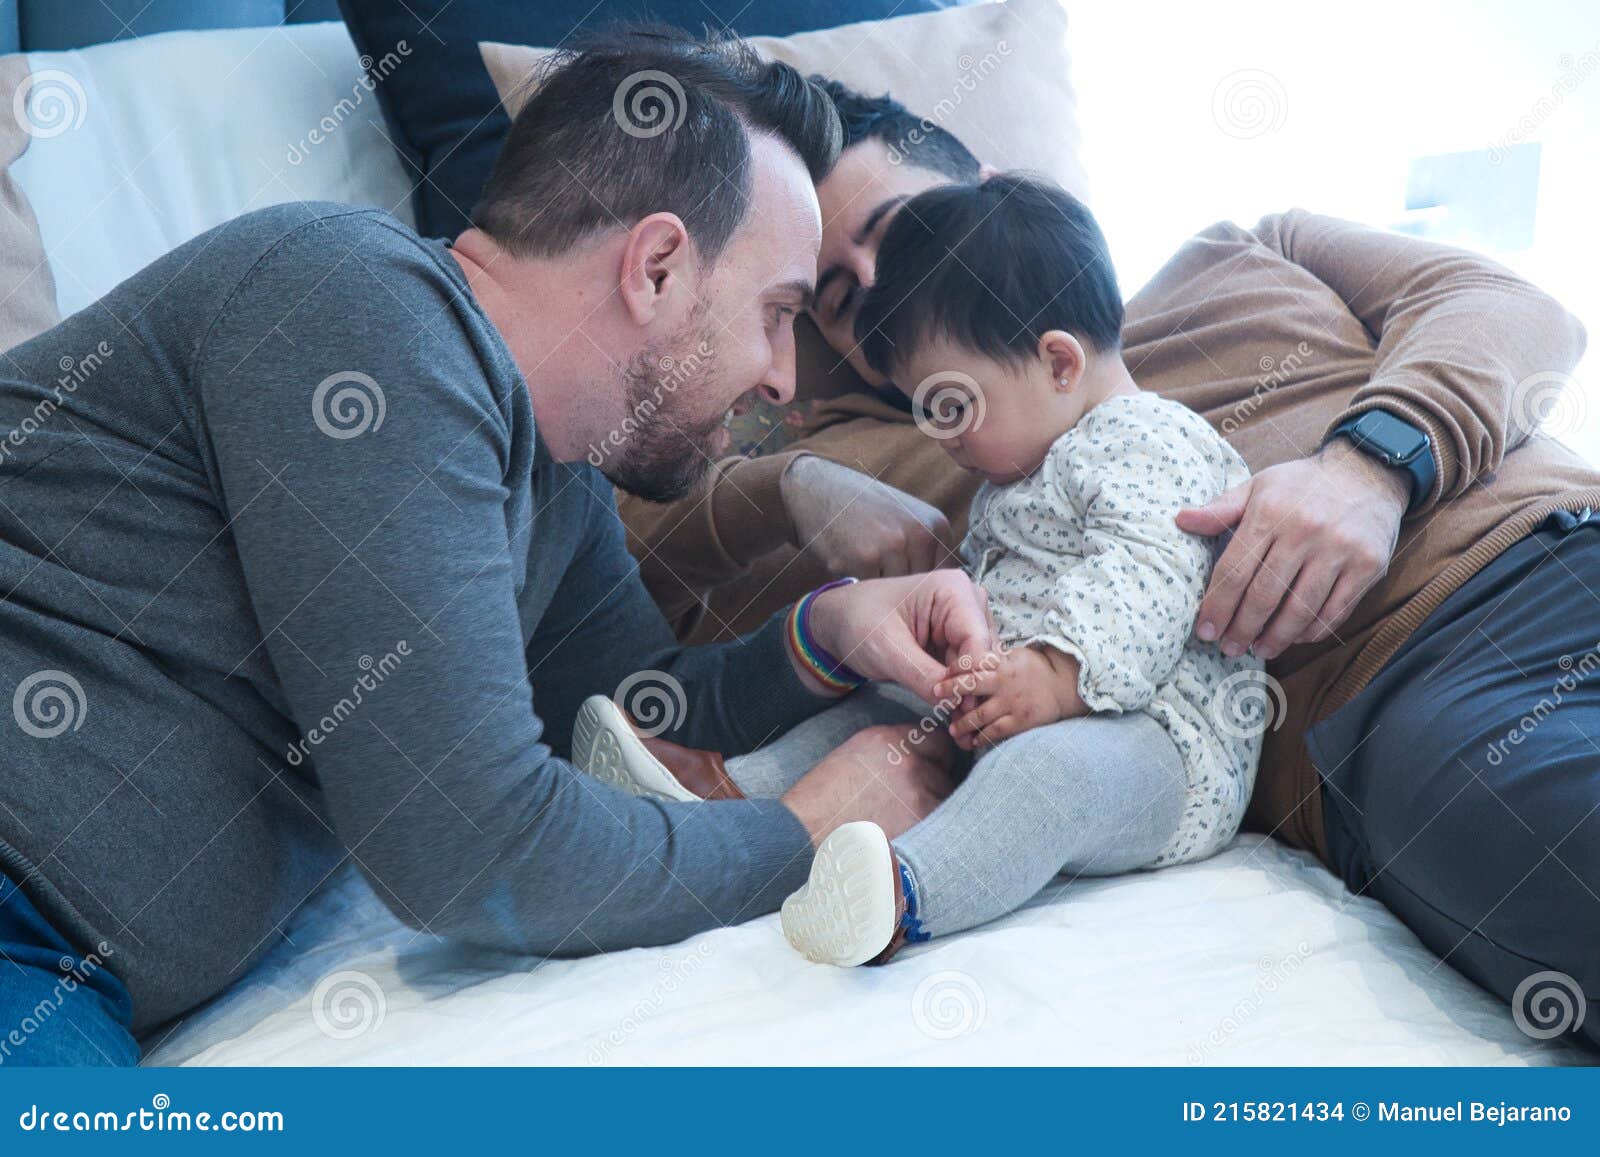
[0, 31, 986, 1064]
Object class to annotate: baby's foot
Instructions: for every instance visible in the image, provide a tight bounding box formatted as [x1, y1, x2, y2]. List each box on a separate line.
[781, 821, 916, 967]
[570, 694, 701, 803]
[572, 695, 746, 802]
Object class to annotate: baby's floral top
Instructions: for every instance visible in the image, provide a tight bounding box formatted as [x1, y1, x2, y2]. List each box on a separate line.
[962, 392, 1267, 865]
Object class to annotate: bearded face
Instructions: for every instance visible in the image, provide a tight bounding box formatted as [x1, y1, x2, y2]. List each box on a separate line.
[598, 321, 736, 503]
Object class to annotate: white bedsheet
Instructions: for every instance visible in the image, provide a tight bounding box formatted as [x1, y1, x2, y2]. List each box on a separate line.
[141, 836, 1587, 1066]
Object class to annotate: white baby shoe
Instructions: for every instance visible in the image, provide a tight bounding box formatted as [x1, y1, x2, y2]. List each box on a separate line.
[570, 694, 699, 803]
[781, 820, 909, 967]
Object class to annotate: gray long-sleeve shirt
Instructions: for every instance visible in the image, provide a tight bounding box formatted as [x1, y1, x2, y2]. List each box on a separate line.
[0, 204, 822, 1034]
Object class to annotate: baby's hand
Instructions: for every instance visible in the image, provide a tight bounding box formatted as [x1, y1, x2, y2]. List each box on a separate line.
[937, 645, 1088, 750]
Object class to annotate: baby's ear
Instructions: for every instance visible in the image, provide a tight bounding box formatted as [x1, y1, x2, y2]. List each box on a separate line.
[1038, 329, 1087, 391]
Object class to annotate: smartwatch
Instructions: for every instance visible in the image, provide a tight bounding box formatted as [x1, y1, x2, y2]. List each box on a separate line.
[1328, 410, 1436, 514]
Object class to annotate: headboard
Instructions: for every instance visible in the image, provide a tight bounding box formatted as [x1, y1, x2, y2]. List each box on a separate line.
[0, 0, 342, 54]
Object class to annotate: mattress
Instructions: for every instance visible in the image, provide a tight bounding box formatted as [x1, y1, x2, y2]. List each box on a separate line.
[141, 836, 1586, 1065]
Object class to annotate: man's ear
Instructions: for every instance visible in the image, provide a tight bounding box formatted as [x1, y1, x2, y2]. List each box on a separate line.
[1039, 329, 1087, 391]
[618, 212, 693, 326]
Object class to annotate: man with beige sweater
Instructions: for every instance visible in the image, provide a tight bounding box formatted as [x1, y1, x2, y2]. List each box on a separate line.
[621, 82, 1599, 1047]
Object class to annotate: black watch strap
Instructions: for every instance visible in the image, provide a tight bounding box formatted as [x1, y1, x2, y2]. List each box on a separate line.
[1330, 410, 1436, 513]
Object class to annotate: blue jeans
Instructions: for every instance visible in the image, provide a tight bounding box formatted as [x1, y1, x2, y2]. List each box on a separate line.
[0, 873, 138, 1066]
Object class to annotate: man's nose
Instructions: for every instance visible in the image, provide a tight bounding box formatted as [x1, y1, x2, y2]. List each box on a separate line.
[758, 370, 796, 406]
[848, 245, 875, 294]
[759, 332, 798, 405]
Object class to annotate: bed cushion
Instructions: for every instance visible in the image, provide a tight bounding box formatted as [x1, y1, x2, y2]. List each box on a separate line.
[1, 23, 415, 333]
[0, 55, 64, 351]
[337, 0, 973, 240]
[8, 1, 344, 52]
[482, 0, 1086, 204]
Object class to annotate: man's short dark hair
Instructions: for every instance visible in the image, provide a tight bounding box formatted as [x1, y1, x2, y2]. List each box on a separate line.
[855, 174, 1123, 380]
[474, 26, 842, 264]
[812, 78, 979, 182]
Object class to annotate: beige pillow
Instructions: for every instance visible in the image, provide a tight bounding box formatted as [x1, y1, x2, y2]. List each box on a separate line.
[481, 0, 1087, 200]
[0, 56, 63, 355]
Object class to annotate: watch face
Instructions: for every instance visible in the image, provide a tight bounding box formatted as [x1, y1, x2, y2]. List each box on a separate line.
[1358, 411, 1427, 462]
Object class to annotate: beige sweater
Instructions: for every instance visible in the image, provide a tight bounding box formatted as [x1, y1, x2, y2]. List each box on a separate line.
[621, 211, 1595, 864]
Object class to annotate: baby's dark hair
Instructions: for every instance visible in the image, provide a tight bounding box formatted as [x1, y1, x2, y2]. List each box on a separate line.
[855, 174, 1123, 381]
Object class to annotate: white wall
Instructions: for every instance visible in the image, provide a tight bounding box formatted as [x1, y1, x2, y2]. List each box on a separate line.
[1068, 0, 1600, 458]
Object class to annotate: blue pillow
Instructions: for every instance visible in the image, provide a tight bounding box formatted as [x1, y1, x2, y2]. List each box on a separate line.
[337, 0, 965, 238]
[6, 1, 341, 53]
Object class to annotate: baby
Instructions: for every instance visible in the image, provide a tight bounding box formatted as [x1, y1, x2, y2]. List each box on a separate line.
[569, 174, 1265, 969]
[774, 174, 1266, 966]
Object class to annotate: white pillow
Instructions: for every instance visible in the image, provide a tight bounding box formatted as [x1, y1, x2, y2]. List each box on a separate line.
[8, 22, 414, 321]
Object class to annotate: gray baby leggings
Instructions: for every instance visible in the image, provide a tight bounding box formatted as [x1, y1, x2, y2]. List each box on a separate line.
[726, 684, 1187, 939]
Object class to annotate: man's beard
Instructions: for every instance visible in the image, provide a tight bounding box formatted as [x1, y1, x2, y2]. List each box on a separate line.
[602, 324, 728, 504]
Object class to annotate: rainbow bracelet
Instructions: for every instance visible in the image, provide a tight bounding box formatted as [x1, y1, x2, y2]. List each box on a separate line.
[787, 576, 867, 694]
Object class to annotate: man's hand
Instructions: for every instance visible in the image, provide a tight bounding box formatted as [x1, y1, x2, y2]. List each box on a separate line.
[1175, 438, 1410, 660]
[782, 723, 958, 846]
[782, 454, 957, 579]
[804, 570, 996, 704]
[935, 645, 1088, 750]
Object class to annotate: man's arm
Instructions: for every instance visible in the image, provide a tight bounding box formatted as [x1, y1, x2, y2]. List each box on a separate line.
[1179, 210, 1587, 659]
[528, 467, 839, 760]
[197, 221, 814, 955]
[620, 450, 806, 634]
[621, 434, 958, 639]
[536, 472, 996, 756]
[1255, 209, 1587, 510]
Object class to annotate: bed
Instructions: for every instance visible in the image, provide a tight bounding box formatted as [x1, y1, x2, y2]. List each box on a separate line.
[138, 838, 1585, 1065]
[1, 17, 1588, 1067]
